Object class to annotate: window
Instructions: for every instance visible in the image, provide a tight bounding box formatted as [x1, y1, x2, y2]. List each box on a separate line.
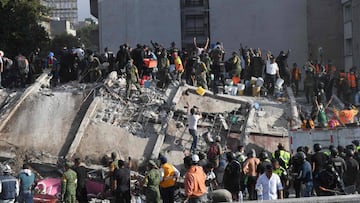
[344, 3, 352, 22]
[345, 38, 353, 56]
[184, 14, 206, 36]
[184, 0, 204, 7]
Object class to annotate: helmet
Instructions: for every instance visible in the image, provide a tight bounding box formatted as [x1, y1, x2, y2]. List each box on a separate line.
[330, 147, 338, 157]
[48, 52, 54, 57]
[352, 140, 360, 146]
[191, 154, 200, 163]
[295, 152, 306, 162]
[2, 164, 12, 173]
[278, 143, 285, 150]
[313, 143, 322, 152]
[259, 151, 269, 161]
[226, 152, 235, 162]
[296, 146, 305, 153]
[346, 149, 355, 157]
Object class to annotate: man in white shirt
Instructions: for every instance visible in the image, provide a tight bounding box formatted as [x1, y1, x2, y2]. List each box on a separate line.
[187, 102, 202, 154]
[265, 53, 280, 95]
[256, 164, 283, 200]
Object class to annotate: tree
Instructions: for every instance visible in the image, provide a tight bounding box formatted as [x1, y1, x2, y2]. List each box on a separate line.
[50, 34, 80, 54]
[0, 0, 49, 58]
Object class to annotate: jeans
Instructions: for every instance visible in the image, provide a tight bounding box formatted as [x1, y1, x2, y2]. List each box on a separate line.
[18, 190, 33, 203]
[0, 199, 15, 203]
[303, 181, 313, 197]
[189, 129, 198, 154]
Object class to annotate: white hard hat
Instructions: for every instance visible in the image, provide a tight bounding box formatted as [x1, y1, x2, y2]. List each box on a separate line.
[191, 154, 200, 163]
[2, 164, 12, 173]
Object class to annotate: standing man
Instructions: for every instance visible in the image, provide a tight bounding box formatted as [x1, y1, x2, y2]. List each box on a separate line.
[46, 52, 59, 86]
[207, 136, 222, 169]
[255, 164, 283, 200]
[187, 102, 202, 154]
[144, 160, 161, 203]
[223, 152, 242, 201]
[0, 165, 19, 203]
[73, 158, 87, 203]
[113, 160, 131, 203]
[293, 152, 313, 197]
[17, 163, 35, 203]
[291, 63, 301, 96]
[183, 155, 207, 203]
[264, 53, 280, 95]
[125, 59, 141, 99]
[61, 162, 77, 203]
[159, 156, 180, 203]
[272, 143, 291, 169]
[242, 149, 260, 200]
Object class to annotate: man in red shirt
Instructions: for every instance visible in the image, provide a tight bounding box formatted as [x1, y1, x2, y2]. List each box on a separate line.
[183, 155, 207, 203]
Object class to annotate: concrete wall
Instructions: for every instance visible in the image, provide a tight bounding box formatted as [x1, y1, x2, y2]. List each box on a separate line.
[209, 0, 308, 66]
[352, 0, 360, 70]
[98, 0, 181, 52]
[307, 0, 344, 69]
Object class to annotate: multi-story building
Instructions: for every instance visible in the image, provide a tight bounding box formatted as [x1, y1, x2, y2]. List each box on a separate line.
[91, 0, 350, 70]
[342, 0, 360, 71]
[42, 0, 78, 26]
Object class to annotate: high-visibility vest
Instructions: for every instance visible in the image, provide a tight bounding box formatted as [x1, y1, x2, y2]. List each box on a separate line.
[347, 73, 357, 88]
[272, 150, 291, 168]
[174, 56, 184, 72]
[160, 163, 176, 188]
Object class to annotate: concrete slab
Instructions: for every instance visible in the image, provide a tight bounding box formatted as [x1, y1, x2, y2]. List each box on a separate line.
[0, 90, 86, 160]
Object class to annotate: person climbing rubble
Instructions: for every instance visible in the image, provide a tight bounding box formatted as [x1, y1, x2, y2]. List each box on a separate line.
[125, 59, 141, 99]
[186, 102, 202, 154]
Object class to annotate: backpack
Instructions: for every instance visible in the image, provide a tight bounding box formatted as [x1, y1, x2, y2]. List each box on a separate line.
[207, 143, 219, 160]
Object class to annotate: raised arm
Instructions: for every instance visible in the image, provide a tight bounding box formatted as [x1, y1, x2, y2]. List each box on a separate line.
[204, 37, 210, 50]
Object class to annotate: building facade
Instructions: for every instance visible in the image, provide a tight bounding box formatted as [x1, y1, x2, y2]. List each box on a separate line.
[92, 0, 350, 71]
[42, 0, 78, 26]
[342, 0, 360, 71]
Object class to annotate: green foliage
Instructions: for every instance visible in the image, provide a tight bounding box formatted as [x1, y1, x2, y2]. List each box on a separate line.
[50, 34, 80, 54]
[77, 23, 99, 52]
[0, 0, 49, 58]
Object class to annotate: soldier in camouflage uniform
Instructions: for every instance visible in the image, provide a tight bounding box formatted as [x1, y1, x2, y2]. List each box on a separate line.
[194, 56, 208, 89]
[144, 160, 161, 203]
[125, 59, 141, 99]
[61, 162, 78, 203]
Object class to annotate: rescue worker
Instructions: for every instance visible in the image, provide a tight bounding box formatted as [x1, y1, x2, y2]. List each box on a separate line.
[15, 54, 29, 87]
[226, 52, 242, 80]
[272, 159, 289, 198]
[73, 158, 87, 203]
[87, 54, 101, 82]
[183, 155, 207, 202]
[329, 146, 347, 184]
[17, 163, 35, 203]
[343, 149, 359, 188]
[144, 160, 161, 203]
[336, 103, 358, 125]
[125, 59, 141, 99]
[113, 160, 131, 203]
[61, 162, 78, 203]
[243, 149, 260, 200]
[156, 49, 170, 89]
[0, 165, 19, 203]
[223, 152, 242, 201]
[159, 156, 180, 203]
[194, 56, 208, 89]
[311, 143, 328, 195]
[46, 52, 59, 86]
[292, 151, 313, 197]
[303, 70, 314, 104]
[272, 143, 291, 169]
[256, 151, 271, 175]
[291, 63, 301, 96]
[172, 51, 184, 81]
[315, 163, 345, 196]
[107, 152, 119, 193]
[207, 136, 222, 169]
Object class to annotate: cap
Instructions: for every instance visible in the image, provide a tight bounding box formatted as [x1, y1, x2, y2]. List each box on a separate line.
[2, 164, 12, 173]
[265, 164, 273, 171]
[159, 156, 167, 164]
[192, 154, 200, 163]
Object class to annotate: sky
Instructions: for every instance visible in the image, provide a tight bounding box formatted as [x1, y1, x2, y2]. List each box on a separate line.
[77, 0, 91, 21]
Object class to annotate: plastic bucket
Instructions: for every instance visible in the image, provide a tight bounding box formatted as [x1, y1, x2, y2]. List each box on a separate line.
[238, 89, 244, 96]
[252, 86, 261, 97]
[256, 77, 264, 87]
[144, 80, 151, 88]
[275, 78, 284, 88]
[231, 86, 238, 96]
[196, 86, 206, 96]
[225, 79, 233, 86]
[250, 77, 257, 85]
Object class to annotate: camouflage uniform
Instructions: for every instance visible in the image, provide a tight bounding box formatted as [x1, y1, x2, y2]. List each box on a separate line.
[125, 62, 141, 99]
[62, 168, 78, 203]
[145, 168, 161, 203]
[195, 61, 208, 89]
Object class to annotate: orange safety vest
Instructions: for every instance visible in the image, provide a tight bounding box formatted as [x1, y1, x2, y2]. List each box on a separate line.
[174, 56, 184, 72]
[347, 73, 357, 88]
[160, 163, 177, 188]
[339, 109, 355, 124]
